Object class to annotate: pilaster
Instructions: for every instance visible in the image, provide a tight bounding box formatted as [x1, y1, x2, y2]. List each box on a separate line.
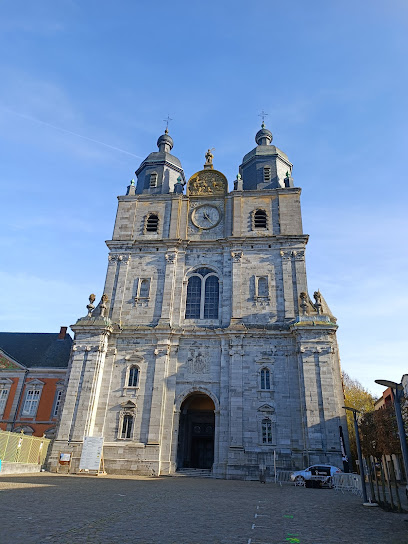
[159, 251, 178, 325]
[147, 342, 170, 446]
[107, 254, 131, 322]
[228, 337, 244, 449]
[230, 250, 243, 322]
[280, 250, 295, 319]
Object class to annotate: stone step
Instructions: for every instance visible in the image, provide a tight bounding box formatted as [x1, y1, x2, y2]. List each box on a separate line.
[173, 469, 213, 478]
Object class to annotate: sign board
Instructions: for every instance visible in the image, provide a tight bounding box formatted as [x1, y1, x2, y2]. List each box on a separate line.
[59, 453, 71, 465]
[79, 437, 104, 471]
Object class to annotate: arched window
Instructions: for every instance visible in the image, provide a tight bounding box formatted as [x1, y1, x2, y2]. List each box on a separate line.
[185, 268, 219, 320]
[150, 172, 158, 188]
[263, 166, 271, 182]
[145, 214, 159, 233]
[261, 418, 273, 444]
[128, 366, 139, 388]
[121, 414, 133, 439]
[254, 209, 267, 229]
[260, 368, 271, 390]
[257, 276, 269, 298]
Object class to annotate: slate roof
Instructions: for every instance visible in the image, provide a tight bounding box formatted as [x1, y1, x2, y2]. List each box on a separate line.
[0, 331, 72, 369]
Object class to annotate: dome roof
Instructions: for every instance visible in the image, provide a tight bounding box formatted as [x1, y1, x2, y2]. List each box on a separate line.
[157, 130, 174, 151]
[255, 124, 273, 146]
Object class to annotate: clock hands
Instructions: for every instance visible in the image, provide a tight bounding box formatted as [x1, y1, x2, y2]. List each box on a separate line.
[192, 205, 220, 229]
[203, 212, 214, 225]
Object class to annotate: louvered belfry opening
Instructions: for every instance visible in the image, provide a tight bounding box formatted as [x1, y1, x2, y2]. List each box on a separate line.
[254, 209, 267, 229]
[146, 214, 159, 232]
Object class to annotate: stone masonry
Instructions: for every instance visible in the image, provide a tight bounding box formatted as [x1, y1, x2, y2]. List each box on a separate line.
[49, 125, 348, 478]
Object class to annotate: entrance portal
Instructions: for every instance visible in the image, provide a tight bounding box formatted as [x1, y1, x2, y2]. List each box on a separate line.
[177, 393, 215, 469]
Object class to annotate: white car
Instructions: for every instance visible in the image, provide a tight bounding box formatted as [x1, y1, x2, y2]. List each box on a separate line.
[290, 464, 342, 484]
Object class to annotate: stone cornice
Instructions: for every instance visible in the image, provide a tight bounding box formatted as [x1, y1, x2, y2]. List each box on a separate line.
[106, 235, 309, 251]
[116, 187, 302, 202]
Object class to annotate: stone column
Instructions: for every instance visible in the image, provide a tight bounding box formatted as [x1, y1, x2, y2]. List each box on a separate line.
[231, 195, 242, 237]
[228, 337, 244, 448]
[147, 343, 170, 446]
[70, 337, 111, 442]
[105, 256, 119, 317]
[159, 341, 179, 474]
[214, 335, 229, 476]
[230, 250, 243, 323]
[292, 249, 308, 297]
[158, 251, 177, 325]
[171, 248, 186, 326]
[82, 337, 111, 438]
[108, 254, 131, 322]
[280, 250, 295, 319]
[297, 346, 324, 453]
[55, 345, 89, 442]
[168, 197, 182, 239]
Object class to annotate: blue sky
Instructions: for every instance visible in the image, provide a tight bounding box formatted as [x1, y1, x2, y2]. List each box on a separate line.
[1, 1, 407, 396]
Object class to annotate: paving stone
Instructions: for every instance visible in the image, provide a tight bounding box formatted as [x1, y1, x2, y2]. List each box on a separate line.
[0, 473, 407, 544]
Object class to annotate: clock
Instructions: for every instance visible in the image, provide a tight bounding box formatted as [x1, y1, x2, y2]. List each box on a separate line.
[191, 204, 221, 229]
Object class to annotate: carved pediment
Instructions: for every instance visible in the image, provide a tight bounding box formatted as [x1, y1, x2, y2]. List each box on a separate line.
[26, 379, 45, 386]
[0, 351, 25, 370]
[124, 353, 143, 363]
[258, 404, 274, 413]
[121, 400, 136, 410]
[256, 357, 274, 365]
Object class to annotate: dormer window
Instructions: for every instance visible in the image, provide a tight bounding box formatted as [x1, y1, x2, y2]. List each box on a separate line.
[150, 172, 158, 188]
[263, 166, 271, 183]
[145, 214, 159, 233]
[253, 209, 267, 229]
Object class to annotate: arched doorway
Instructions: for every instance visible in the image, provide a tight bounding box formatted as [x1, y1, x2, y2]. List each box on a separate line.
[177, 393, 215, 469]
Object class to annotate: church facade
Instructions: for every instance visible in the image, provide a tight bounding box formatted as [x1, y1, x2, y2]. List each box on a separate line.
[50, 125, 347, 478]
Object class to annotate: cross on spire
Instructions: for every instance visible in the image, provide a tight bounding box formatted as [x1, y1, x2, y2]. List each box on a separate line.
[163, 114, 173, 133]
[258, 110, 268, 126]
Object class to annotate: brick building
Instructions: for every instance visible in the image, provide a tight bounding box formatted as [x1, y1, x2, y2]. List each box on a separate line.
[50, 125, 347, 478]
[0, 327, 72, 437]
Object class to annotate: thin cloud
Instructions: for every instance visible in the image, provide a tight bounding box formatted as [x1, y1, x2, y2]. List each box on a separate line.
[1, 107, 143, 160]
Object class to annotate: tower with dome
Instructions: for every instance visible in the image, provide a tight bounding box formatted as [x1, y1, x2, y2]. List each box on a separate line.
[50, 124, 347, 478]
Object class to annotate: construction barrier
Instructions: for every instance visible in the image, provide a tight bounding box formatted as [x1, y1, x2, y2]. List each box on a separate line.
[332, 472, 363, 497]
[0, 430, 50, 467]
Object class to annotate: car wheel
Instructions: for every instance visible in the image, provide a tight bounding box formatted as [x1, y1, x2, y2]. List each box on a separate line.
[294, 476, 305, 485]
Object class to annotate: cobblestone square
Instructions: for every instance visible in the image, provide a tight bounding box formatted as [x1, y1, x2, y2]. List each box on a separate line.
[0, 473, 407, 544]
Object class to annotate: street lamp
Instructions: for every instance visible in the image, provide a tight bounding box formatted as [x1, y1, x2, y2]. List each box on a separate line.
[343, 405, 368, 503]
[375, 379, 408, 485]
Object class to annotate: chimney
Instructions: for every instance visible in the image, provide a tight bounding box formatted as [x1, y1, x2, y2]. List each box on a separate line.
[58, 326, 67, 339]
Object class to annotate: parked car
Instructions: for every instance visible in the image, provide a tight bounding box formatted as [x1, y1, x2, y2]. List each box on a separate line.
[290, 465, 342, 485]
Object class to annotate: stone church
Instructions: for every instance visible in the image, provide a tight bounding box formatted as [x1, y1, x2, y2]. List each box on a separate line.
[50, 124, 347, 478]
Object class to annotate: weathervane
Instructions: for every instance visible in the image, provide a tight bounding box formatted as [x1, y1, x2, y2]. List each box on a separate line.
[163, 114, 173, 132]
[258, 110, 268, 126]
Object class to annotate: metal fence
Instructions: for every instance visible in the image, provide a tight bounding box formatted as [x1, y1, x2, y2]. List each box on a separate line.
[332, 473, 363, 497]
[274, 470, 294, 485]
[0, 430, 50, 465]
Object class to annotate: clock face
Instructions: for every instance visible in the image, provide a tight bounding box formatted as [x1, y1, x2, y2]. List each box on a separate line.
[191, 204, 221, 230]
